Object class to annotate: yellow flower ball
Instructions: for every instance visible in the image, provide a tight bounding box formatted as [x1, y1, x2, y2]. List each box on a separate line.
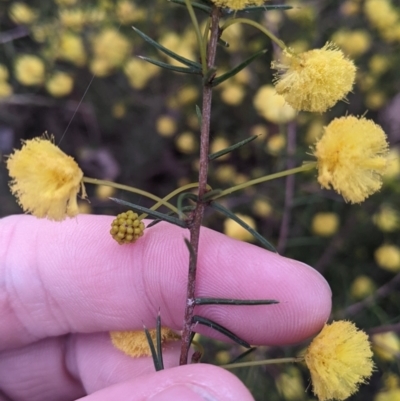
[0, 64, 9, 81]
[305, 119, 324, 145]
[116, 0, 146, 24]
[384, 148, 400, 181]
[221, 84, 246, 106]
[0, 81, 13, 98]
[15, 55, 45, 86]
[9, 2, 38, 25]
[95, 184, 115, 200]
[45, 72, 74, 97]
[311, 212, 339, 237]
[373, 205, 400, 232]
[372, 331, 400, 361]
[210, 0, 265, 10]
[375, 245, 400, 272]
[266, 133, 286, 155]
[58, 33, 87, 67]
[59, 9, 85, 31]
[365, 91, 387, 110]
[110, 328, 179, 357]
[369, 54, 391, 76]
[350, 275, 375, 299]
[110, 210, 145, 245]
[156, 115, 176, 137]
[272, 43, 356, 112]
[223, 214, 256, 242]
[252, 198, 272, 218]
[175, 131, 197, 154]
[375, 388, 400, 401]
[304, 321, 374, 401]
[364, 0, 398, 31]
[276, 366, 305, 401]
[331, 30, 371, 58]
[92, 28, 131, 74]
[253, 85, 296, 124]
[6, 136, 87, 221]
[124, 58, 159, 90]
[314, 116, 389, 203]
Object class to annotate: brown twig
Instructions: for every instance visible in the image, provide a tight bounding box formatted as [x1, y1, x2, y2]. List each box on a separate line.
[179, 6, 221, 365]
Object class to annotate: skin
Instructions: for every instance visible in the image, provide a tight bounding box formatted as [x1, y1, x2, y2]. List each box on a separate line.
[0, 215, 332, 401]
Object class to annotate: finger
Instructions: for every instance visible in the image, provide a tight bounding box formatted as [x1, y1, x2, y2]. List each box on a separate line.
[0, 214, 331, 350]
[77, 364, 254, 401]
[0, 332, 184, 401]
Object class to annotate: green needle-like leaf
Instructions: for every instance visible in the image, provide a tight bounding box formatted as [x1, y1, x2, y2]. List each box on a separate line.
[177, 192, 198, 218]
[227, 4, 293, 13]
[195, 105, 202, 126]
[194, 298, 279, 306]
[143, 324, 162, 371]
[156, 312, 164, 370]
[192, 315, 251, 348]
[168, 0, 212, 13]
[132, 26, 202, 69]
[208, 135, 259, 160]
[138, 56, 202, 75]
[210, 201, 277, 252]
[212, 49, 267, 87]
[109, 197, 188, 228]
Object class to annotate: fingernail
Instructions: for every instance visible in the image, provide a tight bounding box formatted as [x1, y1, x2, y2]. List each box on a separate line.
[148, 384, 218, 401]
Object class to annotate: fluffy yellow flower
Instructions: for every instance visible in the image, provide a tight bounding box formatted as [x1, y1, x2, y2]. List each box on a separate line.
[58, 33, 87, 67]
[272, 43, 356, 112]
[110, 328, 179, 357]
[313, 116, 389, 203]
[211, 0, 265, 9]
[372, 331, 400, 361]
[9, 2, 38, 25]
[93, 29, 131, 66]
[15, 55, 45, 86]
[331, 30, 371, 58]
[350, 275, 375, 299]
[312, 212, 339, 237]
[46, 72, 74, 97]
[6, 136, 86, 221]
[304, 321, 374, 401]
[373, 205, 400, 232]
[253, 85, 296, 124]
[374, 245, 400, 272]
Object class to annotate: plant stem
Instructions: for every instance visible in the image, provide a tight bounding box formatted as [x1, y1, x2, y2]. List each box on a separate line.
[179, 5, 221, 365]
[221, 356, 302, 370]
[221, 18, 286, 50]
[184, 0, 207, 74]
[212, 162, 317, 200]
[82, 177, 179, 214]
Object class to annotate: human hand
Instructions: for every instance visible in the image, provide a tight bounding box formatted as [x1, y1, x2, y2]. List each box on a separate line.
[0, 214, 331, 401]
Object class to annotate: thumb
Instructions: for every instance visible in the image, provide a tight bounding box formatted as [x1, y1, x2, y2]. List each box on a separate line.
[78, 363, 254, 401]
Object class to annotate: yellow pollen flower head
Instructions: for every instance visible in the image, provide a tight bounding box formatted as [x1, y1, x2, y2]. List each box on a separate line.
[272, 43, 356, 112]
[110, 328, 179, 357]
[15, 55, 45, 86]
[311, 212, 339, 237]
[313, 116, 389, 203]
[374, 244, 400, 272]
[210, 0, 265, 10]
[6, 136, 86, 221]
[110, 210, 145, 245]
[304, 320, 374, 401]
[45, 72, 74, 97]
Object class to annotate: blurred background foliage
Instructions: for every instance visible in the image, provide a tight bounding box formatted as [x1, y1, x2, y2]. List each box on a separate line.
[1, 0, 400, 400]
